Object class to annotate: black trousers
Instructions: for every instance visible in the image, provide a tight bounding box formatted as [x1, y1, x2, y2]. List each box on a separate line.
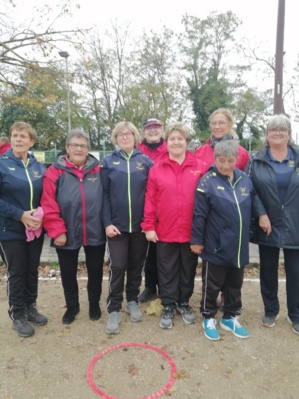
[56, 244, 106, 308]
[259, 245, 299, 322]
[200, 261, 244, 319]
[1, 235, 44, 320]
[106, 232, 148, 313]
[144, 242, 159, 290]
[156, 242, 198, 308]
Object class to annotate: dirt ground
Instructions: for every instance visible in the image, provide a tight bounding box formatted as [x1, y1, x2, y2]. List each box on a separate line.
[0, 265, 298, 399]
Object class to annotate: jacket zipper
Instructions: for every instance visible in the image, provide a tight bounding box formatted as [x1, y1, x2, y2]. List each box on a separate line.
[22, 159, 33, 210]
[229, 176, 242, 268]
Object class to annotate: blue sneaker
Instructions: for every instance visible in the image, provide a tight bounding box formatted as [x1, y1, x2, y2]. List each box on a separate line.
[202, 318, 220, 341]
[220, 317, 249, 339]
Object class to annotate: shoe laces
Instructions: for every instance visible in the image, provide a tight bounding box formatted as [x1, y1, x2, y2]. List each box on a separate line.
[163, 307, 174, 318]
[15, 317, 28, 326]
[206, 318, 217, 330]
[231, 316, 241, 329]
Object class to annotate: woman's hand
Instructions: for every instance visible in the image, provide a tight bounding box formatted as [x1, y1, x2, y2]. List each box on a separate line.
[145, 230, 159, 243]
[259, 214, 272, 236]
[105, 224, 121, 238]
[190, 244, 204, 255]
[21, 209, 43, 231]
[54, 233, 67, 247]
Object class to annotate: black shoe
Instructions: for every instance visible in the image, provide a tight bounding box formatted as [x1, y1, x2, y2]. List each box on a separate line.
[62, 305, 80, 325]
[89, 303, 101, 321]
[138, 287, 157, 303]
[26, 303, 48, 326]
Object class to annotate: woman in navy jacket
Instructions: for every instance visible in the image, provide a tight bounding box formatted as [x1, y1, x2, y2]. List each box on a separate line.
[0, 122, 47, 338]
[101, 121, 153, 335]
[248, 114, 299, 335]
[41, 129, 106, 325]
[191, 140, 252, 341]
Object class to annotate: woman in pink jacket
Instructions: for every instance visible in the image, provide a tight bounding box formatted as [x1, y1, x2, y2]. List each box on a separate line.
[141, 122, 207, 329]
[194, 108, 249, 171]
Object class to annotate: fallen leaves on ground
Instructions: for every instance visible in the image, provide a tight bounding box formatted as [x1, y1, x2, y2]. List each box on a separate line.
[145, 298, 163, 317]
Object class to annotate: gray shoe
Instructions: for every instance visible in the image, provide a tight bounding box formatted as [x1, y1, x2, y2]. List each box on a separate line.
[177, 303, 196, 324]
[26, 303, 48, 326]
[125, 301, 143, 322]
[287, 316, 299, 335]
[159, 307, 175, 329]
[13, 318, 35, 338]
[261, 314, 279, 328]
[106, 312, 121, 335]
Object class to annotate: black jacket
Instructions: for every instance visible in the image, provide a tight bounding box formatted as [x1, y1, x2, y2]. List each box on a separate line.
[247, 145, 299, 248]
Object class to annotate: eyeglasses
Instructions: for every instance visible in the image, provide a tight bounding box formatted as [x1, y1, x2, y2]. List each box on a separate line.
[117, 132, 134, 139]
[68, 143, 89, 150]
[210, 121, 227, 127]
[268, 128, 289, 134]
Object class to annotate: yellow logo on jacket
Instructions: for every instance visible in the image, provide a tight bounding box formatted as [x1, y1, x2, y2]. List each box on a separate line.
[240, 186, 249, 196]
[33, 170, 43, 178]
[136, 162, 144, 170]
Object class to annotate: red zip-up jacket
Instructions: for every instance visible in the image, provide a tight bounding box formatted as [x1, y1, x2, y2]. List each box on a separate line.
[141, 151, 208, 243]
[194, 139, 250, 171]
[138, 140, 168, 162]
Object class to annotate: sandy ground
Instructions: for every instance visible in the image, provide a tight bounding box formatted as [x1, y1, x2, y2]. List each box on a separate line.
[0, 267, 298, 399]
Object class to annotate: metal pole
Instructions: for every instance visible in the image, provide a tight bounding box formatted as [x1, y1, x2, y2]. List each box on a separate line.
[65, 57, 71, 131]
[59, 51, 71, 131]
[274, 0, 285, 114]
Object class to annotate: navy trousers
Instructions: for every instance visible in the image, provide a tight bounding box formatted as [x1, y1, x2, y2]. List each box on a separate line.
[1, 235, 44, 320]
[259, 245, 299, 322]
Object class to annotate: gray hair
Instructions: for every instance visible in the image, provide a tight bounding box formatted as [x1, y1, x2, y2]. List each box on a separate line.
[65, 129, 90, 148]
[267, 114, 292, 133]
[214, 140, 238, 158]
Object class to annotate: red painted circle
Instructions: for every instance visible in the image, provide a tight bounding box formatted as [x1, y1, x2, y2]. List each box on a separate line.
[86, 342, 177, 399]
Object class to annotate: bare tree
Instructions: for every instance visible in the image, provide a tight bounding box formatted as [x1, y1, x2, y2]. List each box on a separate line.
[0, 0, 82, 89]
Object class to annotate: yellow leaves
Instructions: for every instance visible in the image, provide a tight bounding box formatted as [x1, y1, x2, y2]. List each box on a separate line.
[165, 386, 177, 395]
[145, 298, 163, 317]
[172, 369, 190, 380]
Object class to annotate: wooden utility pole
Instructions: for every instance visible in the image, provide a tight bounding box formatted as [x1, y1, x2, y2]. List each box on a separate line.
[274, 0, 285, 114]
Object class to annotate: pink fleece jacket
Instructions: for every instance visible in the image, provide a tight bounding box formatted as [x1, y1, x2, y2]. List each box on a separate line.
[26, 206, 44, 242]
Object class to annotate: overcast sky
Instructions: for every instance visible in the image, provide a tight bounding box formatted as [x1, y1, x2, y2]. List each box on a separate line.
[15, 0, 296, 73]
[75, 0, 296, 63]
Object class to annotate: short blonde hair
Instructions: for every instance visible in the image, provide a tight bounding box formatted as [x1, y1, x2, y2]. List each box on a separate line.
[209, 108, 235, 137]
[111, 121, 140, 147]
[9, 121, 37, 142]
[164, 122, 190, 142]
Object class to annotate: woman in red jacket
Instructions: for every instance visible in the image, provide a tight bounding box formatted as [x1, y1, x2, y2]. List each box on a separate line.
[141, 122, 207, 329]
[194, 108, 249, 171]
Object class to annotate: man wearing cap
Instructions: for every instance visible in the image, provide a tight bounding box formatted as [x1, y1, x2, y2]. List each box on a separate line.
[138, 117, 167, 302]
